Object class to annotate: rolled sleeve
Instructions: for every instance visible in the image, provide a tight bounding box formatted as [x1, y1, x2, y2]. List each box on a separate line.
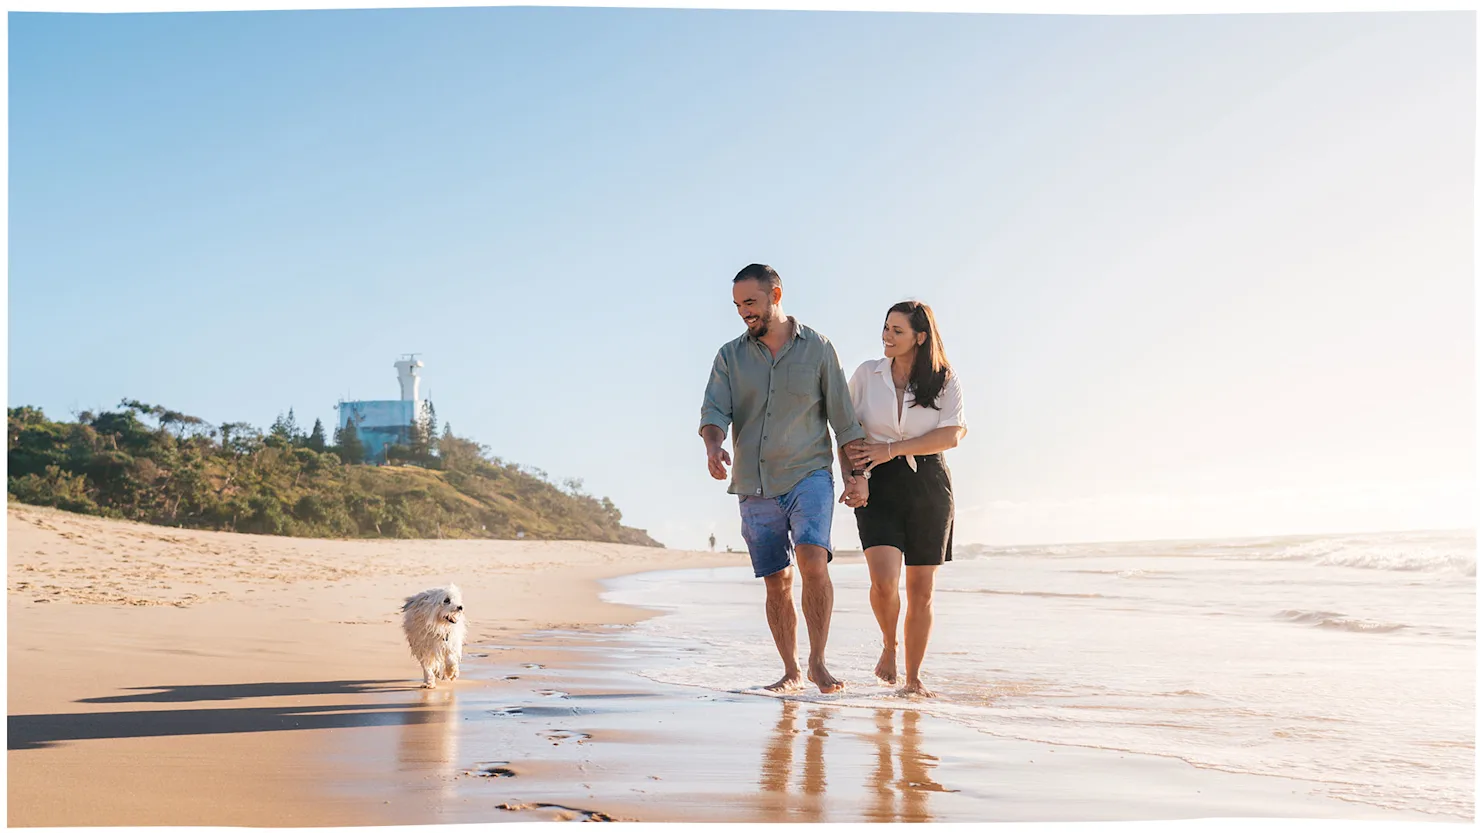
[938, 372, 968, 434]
[822, 343, 866, 447]
[699, 350, 733, 434]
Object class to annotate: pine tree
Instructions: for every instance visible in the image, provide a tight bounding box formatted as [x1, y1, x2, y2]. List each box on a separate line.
[307, 418, 327, 453]
[334, 417, 365, 464]
[424, 401, 439, 459]
[285, 408, 304, 445]
[408, 411, 429, 464]
[269, 411, 291, 440]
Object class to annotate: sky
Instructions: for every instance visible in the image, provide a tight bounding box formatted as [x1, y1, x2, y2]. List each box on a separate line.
[7, 7, 1475, 550]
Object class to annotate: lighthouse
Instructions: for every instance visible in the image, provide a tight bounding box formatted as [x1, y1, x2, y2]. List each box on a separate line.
[394, 355, 423, 403]
[336, 356, 431, 464]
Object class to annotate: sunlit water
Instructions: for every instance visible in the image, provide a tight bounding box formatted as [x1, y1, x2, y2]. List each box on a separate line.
[604, 529, 1475, 818]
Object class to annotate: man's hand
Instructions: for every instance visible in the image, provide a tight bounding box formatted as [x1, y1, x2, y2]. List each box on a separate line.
[707, 444, 732, 480]
[839, 473, 869, 508]
[701, 425, 731, 481]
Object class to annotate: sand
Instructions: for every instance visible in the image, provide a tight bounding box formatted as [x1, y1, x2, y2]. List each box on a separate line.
[6, 503, 735, 826]
[7, 503, 1442, 825]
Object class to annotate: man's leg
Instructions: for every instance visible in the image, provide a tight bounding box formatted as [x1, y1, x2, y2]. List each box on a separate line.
[741, 494, 803, 692]
[794, 544, 843, 693]
[786, 470, 845, 694]
[762, 566, 802, 692]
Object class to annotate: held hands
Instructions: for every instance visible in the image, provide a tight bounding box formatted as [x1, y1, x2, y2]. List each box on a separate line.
[840, 471, 869, 508]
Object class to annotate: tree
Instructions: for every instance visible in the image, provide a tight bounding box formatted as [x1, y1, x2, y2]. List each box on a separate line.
[334, 417, 365, 465]
[408, 414, 429, 464]
[270, 409, 302, 444]
[424, 402, 440, 460]
[219, 422, 259, 456]
[307, 419, 327, 453]
[286, 408, 304, 445]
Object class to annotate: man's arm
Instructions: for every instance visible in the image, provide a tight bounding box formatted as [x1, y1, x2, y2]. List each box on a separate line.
[701, 424, 731, 481]
[821, 342, 866, 450]
[820, 342, 869, 504]
[699, 351, 734, 481]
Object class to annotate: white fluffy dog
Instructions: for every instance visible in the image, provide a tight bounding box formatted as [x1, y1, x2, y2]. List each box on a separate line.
[401, 584, 466, 688]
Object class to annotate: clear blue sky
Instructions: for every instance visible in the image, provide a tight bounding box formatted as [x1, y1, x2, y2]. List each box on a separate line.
[8, 8, 1475, 549]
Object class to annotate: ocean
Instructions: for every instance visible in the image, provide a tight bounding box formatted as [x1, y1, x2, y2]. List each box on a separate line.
[602, 529, 1475, 819]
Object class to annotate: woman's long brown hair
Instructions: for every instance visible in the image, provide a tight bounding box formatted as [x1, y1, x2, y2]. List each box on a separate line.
[889, 300, 952, 410]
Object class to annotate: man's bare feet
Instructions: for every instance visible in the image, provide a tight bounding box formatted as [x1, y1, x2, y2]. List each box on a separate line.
[764, 673, 804, 693]
[808, 662, 845, 694]
[874, 648, 898, 685]
[898, 679, 936, 698]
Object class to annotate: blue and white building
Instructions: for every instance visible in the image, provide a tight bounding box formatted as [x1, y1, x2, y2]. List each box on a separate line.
[336, 355, 429, 464]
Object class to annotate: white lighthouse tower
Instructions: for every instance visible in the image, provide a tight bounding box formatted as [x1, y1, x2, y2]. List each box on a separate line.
[394, 354, 424, 404]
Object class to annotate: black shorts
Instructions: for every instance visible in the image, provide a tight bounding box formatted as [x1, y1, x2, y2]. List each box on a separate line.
[853, 453, 954, 566]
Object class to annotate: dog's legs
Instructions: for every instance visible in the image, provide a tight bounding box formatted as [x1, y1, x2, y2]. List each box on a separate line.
[421, 664, 437, 689]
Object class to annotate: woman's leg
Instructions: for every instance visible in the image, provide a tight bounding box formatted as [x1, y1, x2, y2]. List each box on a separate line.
[864, 546, 904, 683]
[901, 564, 939, 697]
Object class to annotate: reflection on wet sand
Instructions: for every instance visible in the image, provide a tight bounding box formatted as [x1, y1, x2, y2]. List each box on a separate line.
[395, 687, 460, 803]
[759, 700, 946, 822]
[866, 707, 949, 822]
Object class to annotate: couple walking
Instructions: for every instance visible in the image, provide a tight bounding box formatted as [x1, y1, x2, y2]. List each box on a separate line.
[699, 263, 968, 698]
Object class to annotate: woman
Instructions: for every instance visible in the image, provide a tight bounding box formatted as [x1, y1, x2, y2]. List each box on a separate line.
[846, 301, 967, 698]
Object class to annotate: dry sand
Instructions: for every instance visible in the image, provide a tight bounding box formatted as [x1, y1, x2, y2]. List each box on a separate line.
[6, 503, 734, 826]
[7, 503, 1440, 826]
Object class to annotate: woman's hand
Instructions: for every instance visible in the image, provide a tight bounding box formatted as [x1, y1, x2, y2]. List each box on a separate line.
[847, 440, 897, 471]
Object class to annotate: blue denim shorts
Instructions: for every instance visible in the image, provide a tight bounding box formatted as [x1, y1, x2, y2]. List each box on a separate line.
[738, 469, 835, 579]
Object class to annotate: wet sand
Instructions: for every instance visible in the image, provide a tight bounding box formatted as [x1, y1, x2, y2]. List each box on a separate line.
[6, 503, 1445, 825]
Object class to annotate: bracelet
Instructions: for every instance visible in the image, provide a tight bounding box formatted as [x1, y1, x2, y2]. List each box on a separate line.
[887, 441, 893, 459]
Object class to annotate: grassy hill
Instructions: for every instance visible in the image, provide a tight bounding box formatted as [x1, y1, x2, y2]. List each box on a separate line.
[7, 402, 661, 546]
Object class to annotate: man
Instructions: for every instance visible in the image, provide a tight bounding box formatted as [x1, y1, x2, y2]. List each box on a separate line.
[699, 263, 870, 694]
[709, 533, 717, 552]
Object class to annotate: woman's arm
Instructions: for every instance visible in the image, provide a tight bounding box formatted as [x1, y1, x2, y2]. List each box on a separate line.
[873, 425, 966, 465]
[846, 426, 966, 470]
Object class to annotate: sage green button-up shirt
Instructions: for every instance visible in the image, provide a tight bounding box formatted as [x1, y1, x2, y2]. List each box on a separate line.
[699, 318, 866, 498]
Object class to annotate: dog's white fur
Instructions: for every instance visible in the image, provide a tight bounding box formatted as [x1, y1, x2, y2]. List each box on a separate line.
[401, 584, 466, 688]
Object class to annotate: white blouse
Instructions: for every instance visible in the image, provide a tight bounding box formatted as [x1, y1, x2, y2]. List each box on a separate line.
[848, 357, 968, 470]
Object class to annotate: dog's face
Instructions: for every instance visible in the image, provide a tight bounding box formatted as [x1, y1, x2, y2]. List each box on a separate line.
[439, 584, 465, 625]
[404, 584, 465, 627]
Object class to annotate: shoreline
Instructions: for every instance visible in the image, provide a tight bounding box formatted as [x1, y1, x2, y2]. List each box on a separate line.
[6, 504, 1457, 825]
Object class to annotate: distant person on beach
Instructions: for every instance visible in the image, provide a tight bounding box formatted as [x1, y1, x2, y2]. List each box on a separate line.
[844, 301, 967, 698]
[699, 263, 871, 694]
[710, 533, 717, 551]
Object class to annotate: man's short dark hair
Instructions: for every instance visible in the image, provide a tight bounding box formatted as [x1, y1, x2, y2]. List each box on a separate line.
[733, 263, 782, 293]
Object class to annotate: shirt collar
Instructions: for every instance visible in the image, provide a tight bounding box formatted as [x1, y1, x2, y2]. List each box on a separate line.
[746, 316, 808, 343]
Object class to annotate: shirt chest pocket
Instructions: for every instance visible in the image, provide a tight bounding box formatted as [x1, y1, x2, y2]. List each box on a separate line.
[785, 364, 819, 399]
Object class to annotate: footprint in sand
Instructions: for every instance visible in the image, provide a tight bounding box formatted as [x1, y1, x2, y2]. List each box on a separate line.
[494, 802, 618, 822]
[539, 729, 591, 746]
[470, 762, 518, 778]
[521, 663, 544, 669]
[488, 706, 524, 717]
[501, 675, 521, 681]
[536, 690, 569, 699]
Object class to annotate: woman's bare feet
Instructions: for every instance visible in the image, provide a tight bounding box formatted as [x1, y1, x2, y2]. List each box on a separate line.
[899, 679, 936, 698]
[808, 661, 845, 694]
[874, 647, 898, 684]
[764, 672, 804, 693]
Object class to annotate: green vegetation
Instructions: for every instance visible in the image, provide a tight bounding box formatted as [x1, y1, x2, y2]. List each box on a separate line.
[7, 401, 661, 546]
